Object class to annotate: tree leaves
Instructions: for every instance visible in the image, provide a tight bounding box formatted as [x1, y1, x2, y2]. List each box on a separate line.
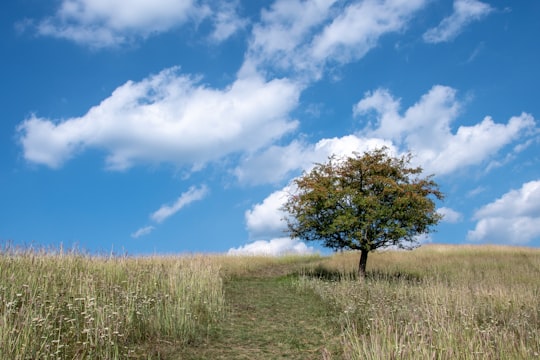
[282, 147, 444, 274]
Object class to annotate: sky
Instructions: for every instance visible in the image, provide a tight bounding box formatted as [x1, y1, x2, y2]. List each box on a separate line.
[1, 0, 539, 256]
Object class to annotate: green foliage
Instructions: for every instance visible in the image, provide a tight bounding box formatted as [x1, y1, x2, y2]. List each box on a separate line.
[283, 148, 444, 274]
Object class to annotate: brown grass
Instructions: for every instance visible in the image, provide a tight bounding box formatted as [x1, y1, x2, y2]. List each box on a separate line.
[0, 248, 224, 359]
[298, 245, 540, 359]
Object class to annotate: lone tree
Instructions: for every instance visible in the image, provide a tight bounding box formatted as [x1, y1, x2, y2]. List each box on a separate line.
[282, 147, 444, 278]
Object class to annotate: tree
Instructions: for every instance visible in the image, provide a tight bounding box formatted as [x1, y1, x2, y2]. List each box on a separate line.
[282, 148, 444, 278]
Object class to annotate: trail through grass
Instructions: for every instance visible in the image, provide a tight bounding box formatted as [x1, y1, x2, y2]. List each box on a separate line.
[4, 246, 538, 359]
[173, 264, 343, 359]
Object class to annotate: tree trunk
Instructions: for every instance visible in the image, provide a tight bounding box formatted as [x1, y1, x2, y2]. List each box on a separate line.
[358, 249, 369, 278]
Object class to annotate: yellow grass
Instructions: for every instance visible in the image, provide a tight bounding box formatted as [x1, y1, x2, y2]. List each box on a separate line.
[0, 248, 224, 359]
[2, 244, 539, 359]
[214, 253, 322, 278]
[298, 244, 540, 359]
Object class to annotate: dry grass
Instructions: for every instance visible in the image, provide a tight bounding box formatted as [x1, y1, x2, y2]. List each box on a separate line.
[215, 253, 323, 279]
[0, 247, 224, 359]
[2, 244, 538, 359]
[298, 245, 540, 359]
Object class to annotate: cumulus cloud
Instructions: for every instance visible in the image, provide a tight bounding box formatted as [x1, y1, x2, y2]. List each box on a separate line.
[235, 135, 393, 185]
[423, 0, 493, 44]
[234, 140, 312, 185]
[18, 67, 300, 170]
[30, 0, 205, 47]
[131, 226, 155, 239]
[437, 207, 463, 223]
[245, 185, 292, 239]
[354, 85, 460, 146]
[242, 0, 427, 79]
[243, 0, 337, 77]
[151, 185, 208, 223]
[227, 237, 315, 256]
[354, 85, 537, 175]
[310, 0, 426, 64]
[25, 0, 247, 48]
[468, 180, 540, 244]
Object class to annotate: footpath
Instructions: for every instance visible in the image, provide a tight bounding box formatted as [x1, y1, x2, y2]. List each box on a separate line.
[174, 269, 343, 359]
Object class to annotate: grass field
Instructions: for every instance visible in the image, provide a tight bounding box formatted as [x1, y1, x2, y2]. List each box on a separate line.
[0, 246, 224, 359]
[1, 244, 539, 359]
[299, 245, 540, 359]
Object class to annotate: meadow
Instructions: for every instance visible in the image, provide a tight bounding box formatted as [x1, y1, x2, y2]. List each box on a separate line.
[0, 246, 224, 359]
[299, 245, 540, 359]
[1, 244, 539, 359]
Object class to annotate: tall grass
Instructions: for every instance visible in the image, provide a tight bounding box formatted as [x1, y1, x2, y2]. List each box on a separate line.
[3, 244, 539, 359]
[0, 247, 224, 359]
[216, 253, 323, 279]
[298, 245, 540, 359]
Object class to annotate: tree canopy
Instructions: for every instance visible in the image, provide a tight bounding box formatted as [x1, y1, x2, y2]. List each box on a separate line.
[282, 148, 444, 277]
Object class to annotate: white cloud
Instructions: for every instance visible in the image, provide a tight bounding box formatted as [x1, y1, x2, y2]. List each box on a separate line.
[32, 0, 206, 48]
[234, 140, 312, 185]
[131, 184, 208, 238]
[354, 85, 537, 175]
[208, 1, 248, 42]
[355, 85, 461, 146]
[310, 0, 426, 64]
[474, 181, 540, 219]
[235, 135, 393, 185]
[151, 185, 208, 223]
[468, 180, 540, 244]
[313, 135, 394, 162]
[423, 0, 493, 44]
[245, 186, 292, 239]
[242, 0, 427, 80]
[242, 0, 337, 77]
[437, 207, 463, 223]
[245, 188, 289, 240]
[467, 186, 486, 197]
[18, 67, 300, 170]
[26, 0, 249, 48]
[131, 226, 155, 238]
[227, 237, 315, 256]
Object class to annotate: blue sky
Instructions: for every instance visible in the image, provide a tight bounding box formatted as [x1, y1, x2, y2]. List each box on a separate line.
[2, 0, 539, 255]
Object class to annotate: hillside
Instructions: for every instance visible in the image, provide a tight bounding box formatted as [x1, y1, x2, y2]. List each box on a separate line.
[1, 245, 539, 359]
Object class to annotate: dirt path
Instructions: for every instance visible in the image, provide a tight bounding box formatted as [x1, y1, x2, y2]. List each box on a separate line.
[173, 274, 343, 359]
